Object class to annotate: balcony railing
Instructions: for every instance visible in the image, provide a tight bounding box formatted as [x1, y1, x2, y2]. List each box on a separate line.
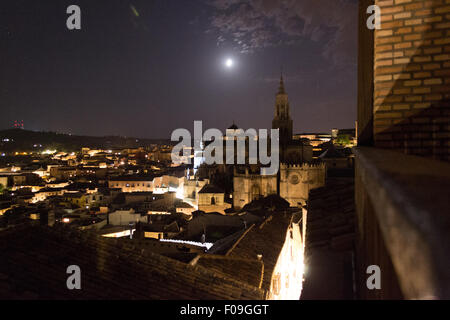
[354, 147, 450, 299]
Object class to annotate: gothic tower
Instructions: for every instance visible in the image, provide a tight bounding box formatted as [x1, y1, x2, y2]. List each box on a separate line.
[272, 74, 293, 147]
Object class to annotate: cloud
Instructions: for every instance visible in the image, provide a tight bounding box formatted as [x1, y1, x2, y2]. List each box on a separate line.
[205, 0, 357, 67]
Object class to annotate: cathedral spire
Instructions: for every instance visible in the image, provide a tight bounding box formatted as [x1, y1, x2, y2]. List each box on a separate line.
[273, 68, 293, 147]
[278, 71, 286, 94]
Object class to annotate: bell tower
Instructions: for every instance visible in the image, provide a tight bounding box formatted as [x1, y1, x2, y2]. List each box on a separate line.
[272, 74, 293, 146]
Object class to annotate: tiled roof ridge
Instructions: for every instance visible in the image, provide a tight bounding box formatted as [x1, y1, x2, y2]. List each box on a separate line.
[192, 254, 261, 264]
[225, 212, 293, 292]
[260, 260, 265, 290]
[225, 224, 256, 256]
[258, 215, 274, 230]
[191, 254, 265, 290]
[1, 225, 265, 298]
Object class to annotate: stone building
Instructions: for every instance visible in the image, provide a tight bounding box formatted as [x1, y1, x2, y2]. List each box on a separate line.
[279, 163, 326, 207]
[198, 184, 231, 214]
[215, 76, 313, 167]
[232, 77, 325, 209]
[108, 176, 153, 193]
[182, 178, 209, 208]
[233, 167, 277, 208]
[273, 75, 314, 163]
[175, 202, 195, 216]
[233, 163, 326, 209]
[273, 75, 293, 147]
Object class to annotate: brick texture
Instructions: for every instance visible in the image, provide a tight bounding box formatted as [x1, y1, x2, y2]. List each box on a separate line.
[374, 0, 450, 161]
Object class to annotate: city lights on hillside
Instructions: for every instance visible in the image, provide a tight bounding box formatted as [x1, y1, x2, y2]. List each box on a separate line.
[42, 150, 57, 155]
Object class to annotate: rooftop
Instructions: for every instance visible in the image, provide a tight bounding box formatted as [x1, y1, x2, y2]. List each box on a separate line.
[198, 184, 224, 194]
[0, 225, 264, 299]
[227, 212, 293, 292]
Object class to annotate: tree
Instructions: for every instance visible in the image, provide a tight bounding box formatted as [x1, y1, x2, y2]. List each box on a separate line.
[336, 134, 351, 146]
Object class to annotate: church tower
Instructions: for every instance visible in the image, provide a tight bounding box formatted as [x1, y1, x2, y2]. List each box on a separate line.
[272, 74, 293, 147]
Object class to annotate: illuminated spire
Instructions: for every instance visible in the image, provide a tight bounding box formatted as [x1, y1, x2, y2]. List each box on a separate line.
[278, 70, 286, 94]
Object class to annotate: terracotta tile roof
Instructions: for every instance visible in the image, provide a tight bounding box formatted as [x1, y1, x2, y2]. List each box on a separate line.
[227, 212, 293, 292]
[301, 177, 355, 300]
[207, 228, 247, 255]
[192, 254, 264, 289]
[306, 178, 355, 251]
[0, 225, 264, 300]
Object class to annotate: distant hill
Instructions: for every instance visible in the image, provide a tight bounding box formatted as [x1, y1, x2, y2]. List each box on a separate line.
[0, 129, 172, 152]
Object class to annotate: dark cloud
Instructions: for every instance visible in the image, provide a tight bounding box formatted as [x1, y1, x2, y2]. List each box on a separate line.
[206, 0, 357, 67]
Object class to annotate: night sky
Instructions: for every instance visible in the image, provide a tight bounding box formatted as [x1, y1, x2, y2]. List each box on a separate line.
[1, 0, 358, 139]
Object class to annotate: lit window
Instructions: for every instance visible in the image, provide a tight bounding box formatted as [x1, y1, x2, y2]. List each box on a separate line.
[272, 274, 281, 295]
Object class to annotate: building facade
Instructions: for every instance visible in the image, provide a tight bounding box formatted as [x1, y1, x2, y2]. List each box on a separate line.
[356, 0, 450, 299]
[233, 77, 325, 209]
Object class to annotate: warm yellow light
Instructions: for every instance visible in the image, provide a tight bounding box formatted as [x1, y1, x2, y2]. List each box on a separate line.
[176, 186, 184, 200]
[42, 149, 57, 155]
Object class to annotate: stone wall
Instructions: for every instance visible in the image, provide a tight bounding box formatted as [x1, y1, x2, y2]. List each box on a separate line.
[279, 163, 326, 207]
[233, 171, 277, 209]
[233, 164, 325, 209]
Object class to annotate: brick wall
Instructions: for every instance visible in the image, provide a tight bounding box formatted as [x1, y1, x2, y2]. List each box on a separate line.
[373, 0, 450, 161]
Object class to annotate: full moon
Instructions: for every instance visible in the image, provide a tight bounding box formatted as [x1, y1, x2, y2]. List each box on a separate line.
[225, 58, 234, 68]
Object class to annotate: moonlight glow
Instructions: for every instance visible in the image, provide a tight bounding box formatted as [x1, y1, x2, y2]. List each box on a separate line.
[225, 58, 234, 68]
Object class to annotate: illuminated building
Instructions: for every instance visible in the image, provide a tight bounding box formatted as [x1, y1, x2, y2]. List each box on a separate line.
[108, 176, 153, 193]
[197, 184, 231, 214]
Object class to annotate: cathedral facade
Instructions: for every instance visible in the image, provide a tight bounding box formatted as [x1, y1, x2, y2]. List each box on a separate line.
[233, 75, 325, 209]
[273, 75, 313, 164]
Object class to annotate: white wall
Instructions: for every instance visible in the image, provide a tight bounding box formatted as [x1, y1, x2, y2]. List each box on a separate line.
[108, 210, 147, 226]
[268, 221, 304, 300]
